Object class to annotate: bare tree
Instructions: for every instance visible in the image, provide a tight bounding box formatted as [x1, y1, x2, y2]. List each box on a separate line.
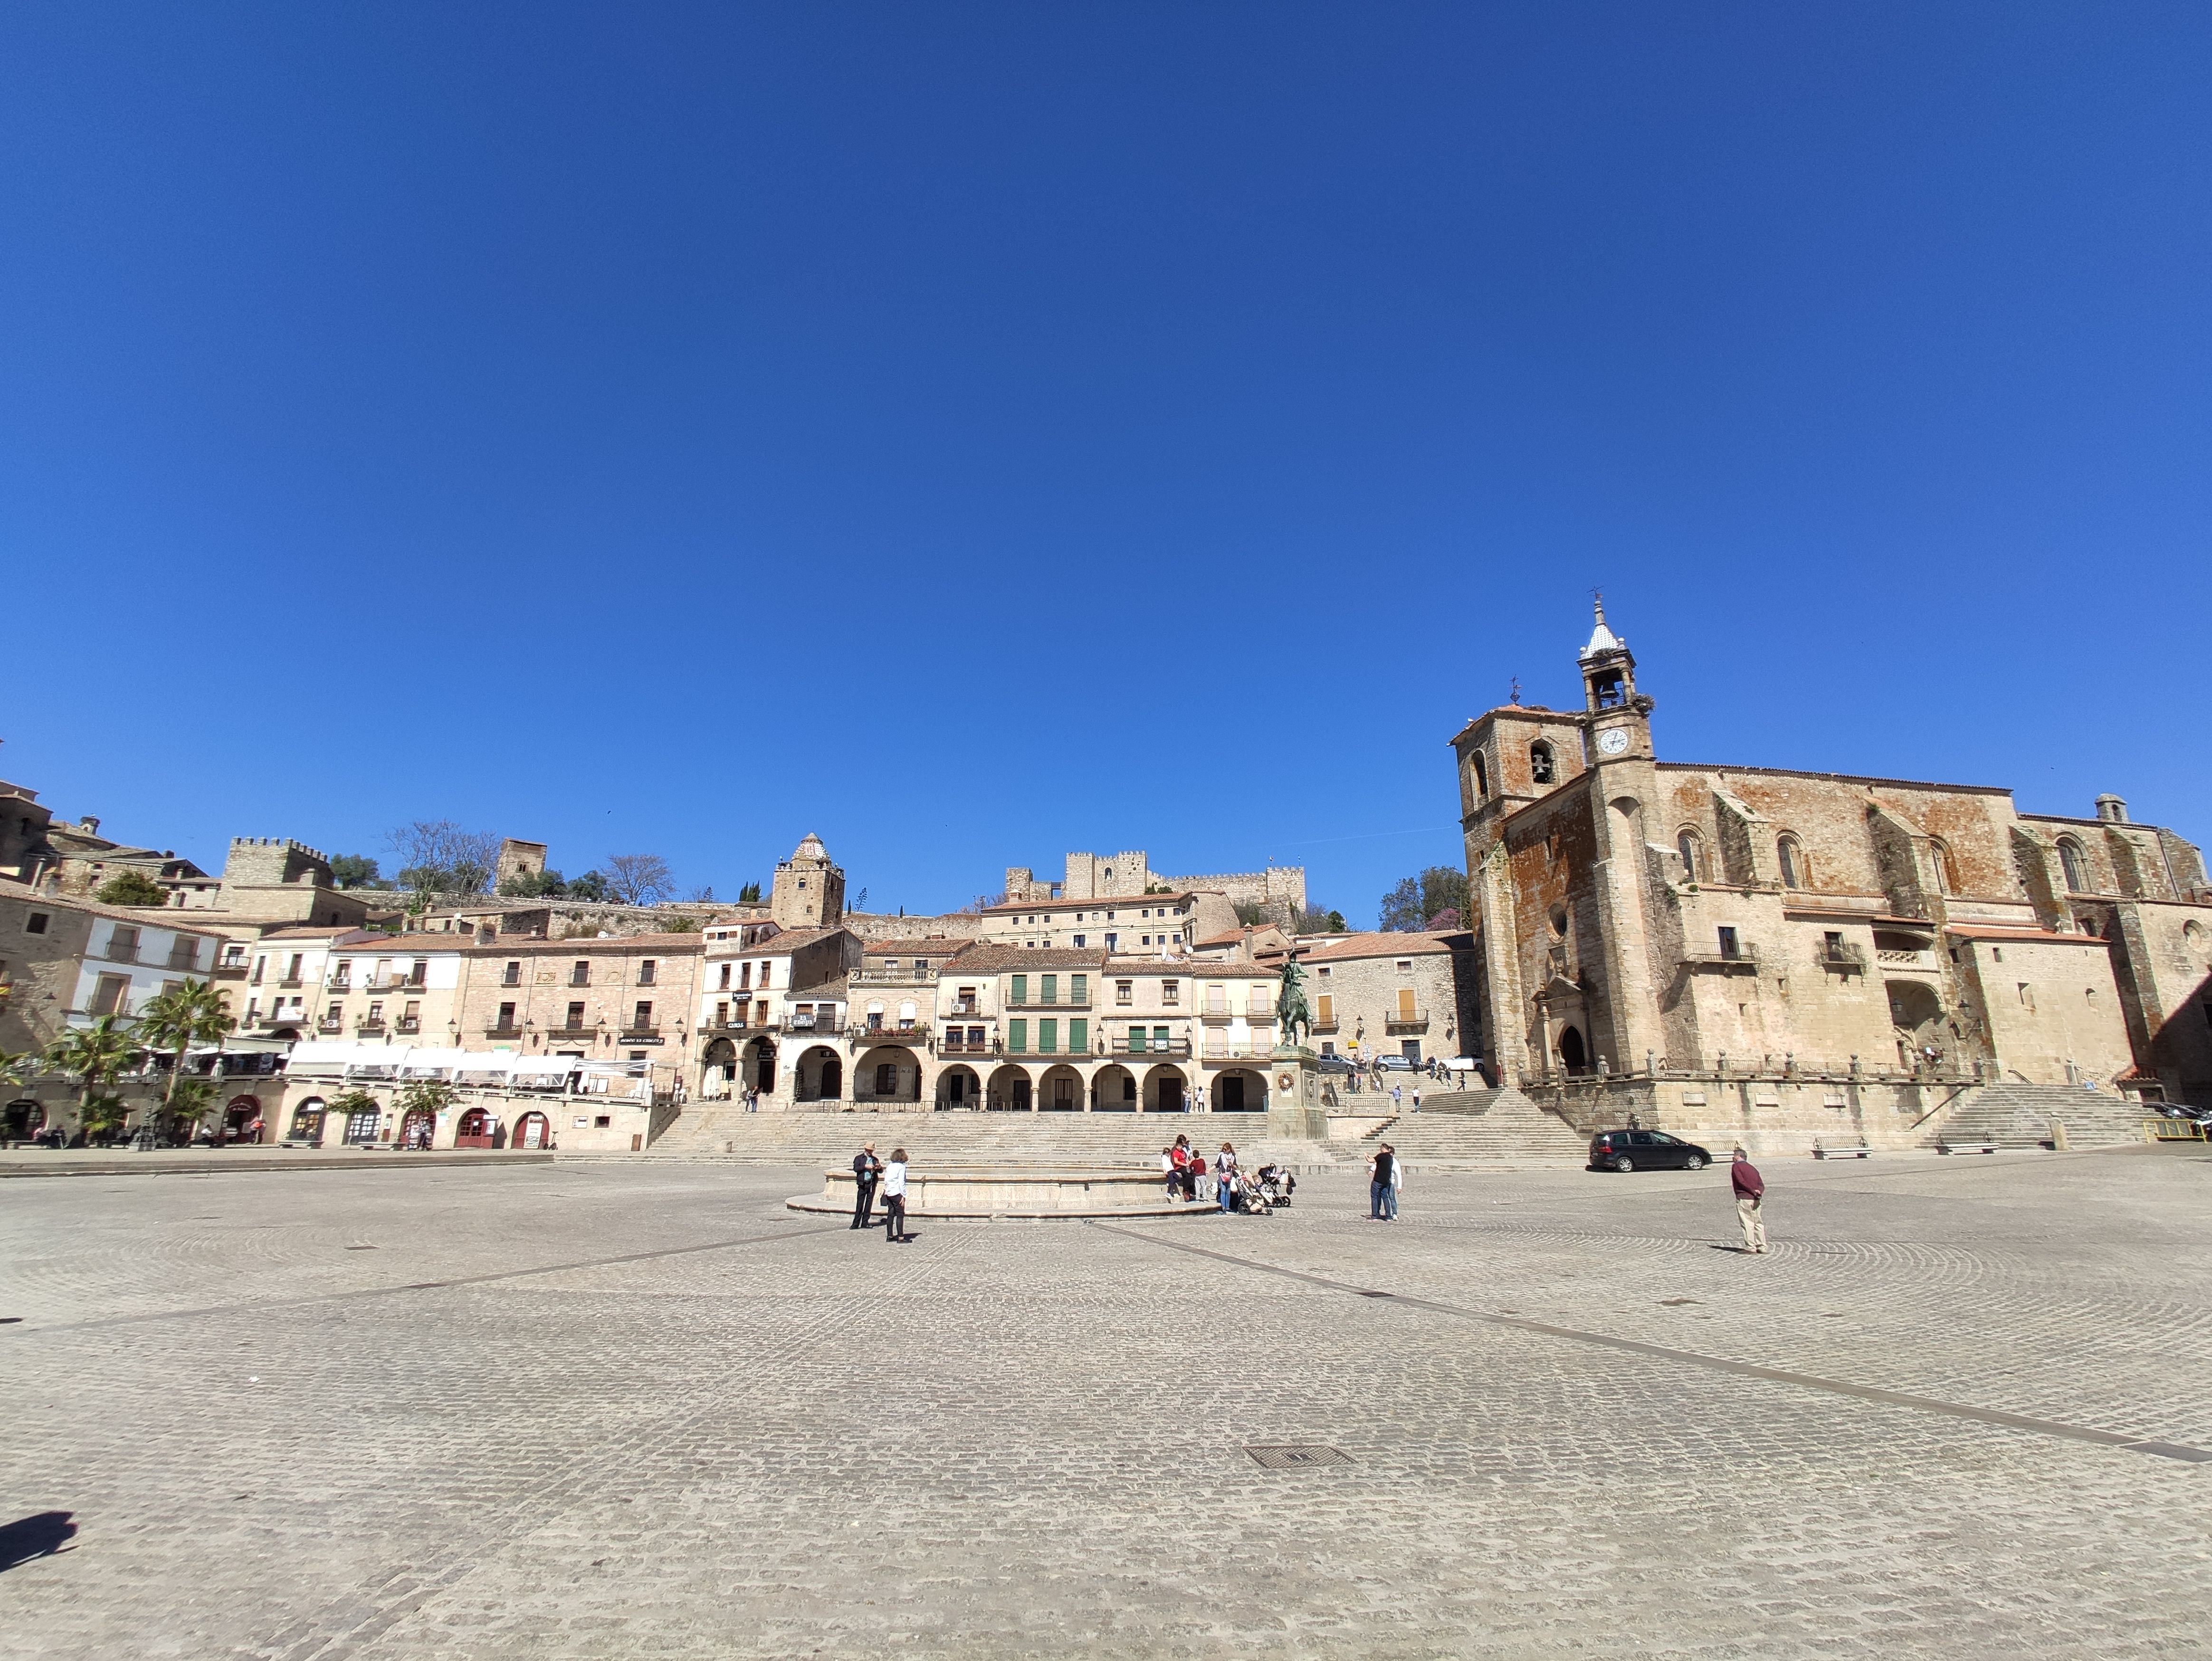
[957, 891, 1007, 915]
[603, 853, 675, 906]
[386, 821, 502, 906]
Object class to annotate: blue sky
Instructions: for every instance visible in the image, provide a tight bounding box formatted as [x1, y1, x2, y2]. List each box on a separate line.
[4, 4, 2207, 922]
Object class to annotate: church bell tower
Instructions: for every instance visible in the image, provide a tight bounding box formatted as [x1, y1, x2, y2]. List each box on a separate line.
[1579, 595, 1653, 764]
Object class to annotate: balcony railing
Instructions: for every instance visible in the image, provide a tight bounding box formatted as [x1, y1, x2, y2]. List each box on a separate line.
[1111, 1036, 1192, 1057]
[317, 1016, 344, 1034]
[948, 999, 981, 1016]
[365, 975, 424, 993]
[213, 962, 249, 978]
[165, 950, 202, 972]
[548, 1021, 592, 1036]
[256, 1010, 305, 1028]
[355, 1018, 387, 1034]
[1384, 1008, 1429, 1031]
[851, 1024, 928, 1044]
[326, 980, 353, 994]
[620, 1026, 659, 1040]
[939, 1037, 996, 1056]
[276, 977, 303, 989]
[1003, 994, 1092, 1010]
[395, 1017, 421, 1034]
[104, 943, 140, 964]
[483, 1024, 524, 1039]
[1819, 944, 1868, 971]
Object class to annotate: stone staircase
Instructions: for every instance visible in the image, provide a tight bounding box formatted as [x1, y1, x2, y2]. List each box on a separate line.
[1358, 1088, 1590, 1166]
[639, 1107, 1339, 1169]
[1918, 1082, 2147, 1151]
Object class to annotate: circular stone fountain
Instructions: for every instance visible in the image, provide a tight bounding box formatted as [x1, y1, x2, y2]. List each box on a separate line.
[788, 1165, 1198, 1220]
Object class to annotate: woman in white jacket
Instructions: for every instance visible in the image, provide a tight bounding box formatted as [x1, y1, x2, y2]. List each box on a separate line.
[882, 1148, 911, 1243]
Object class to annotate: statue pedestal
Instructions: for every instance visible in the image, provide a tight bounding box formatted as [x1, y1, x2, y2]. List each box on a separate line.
[1265, 1044, 1326, 1141]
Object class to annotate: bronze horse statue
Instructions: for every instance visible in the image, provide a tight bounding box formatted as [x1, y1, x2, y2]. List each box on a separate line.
[1275, 956, 1314, 1050]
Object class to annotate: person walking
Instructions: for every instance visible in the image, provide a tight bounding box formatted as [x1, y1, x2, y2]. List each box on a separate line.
[1161, 1145, 1180, 1202]
[1386, 1143, 1404, 1220]
[1215, 1142, 1239, 1213]
[1368, 1143, 1395, 1220]
[850, 1142, 882, 1230]
[1390, 1083, 1403, 1112]
[1731, 1146, 1767, 1253]
[1411, 1087, 1421, 1114]
[883, 1146, 911, 1243]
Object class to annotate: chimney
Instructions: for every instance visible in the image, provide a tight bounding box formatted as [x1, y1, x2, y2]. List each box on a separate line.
[2095, 794, 2129, 824]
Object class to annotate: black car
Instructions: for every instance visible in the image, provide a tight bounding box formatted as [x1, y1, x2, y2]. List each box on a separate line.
[1588, 1128, 1712, 1173]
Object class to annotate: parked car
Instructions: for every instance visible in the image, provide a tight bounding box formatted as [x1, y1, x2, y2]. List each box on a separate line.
[1375, 1055, 1415, 1073]
[1588, 1128, 1712, 1173]
[1316, 1056, 1358, 1075]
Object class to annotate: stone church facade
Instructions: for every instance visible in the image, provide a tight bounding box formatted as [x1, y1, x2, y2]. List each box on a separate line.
[1454, 604, 2212, 1147]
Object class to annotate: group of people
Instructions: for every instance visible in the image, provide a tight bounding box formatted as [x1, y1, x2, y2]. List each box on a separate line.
[1367, 1142, 1404, 1220]
[1159, 1136, 1294, 1213]
[847, 1142, 913, 1243]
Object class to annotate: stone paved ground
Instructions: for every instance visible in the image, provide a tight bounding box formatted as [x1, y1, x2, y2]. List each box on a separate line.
[2, 1147, 2209, 1659]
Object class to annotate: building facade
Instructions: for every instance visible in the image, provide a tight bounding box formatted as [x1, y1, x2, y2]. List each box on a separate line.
[1452, 603, 2212, 1143]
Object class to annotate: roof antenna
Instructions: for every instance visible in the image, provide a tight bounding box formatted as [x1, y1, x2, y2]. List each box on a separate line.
[1509, 676, 1522, 706]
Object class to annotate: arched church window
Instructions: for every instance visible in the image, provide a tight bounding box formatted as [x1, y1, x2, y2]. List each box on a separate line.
[1471, 753, 1489, 801]
[1929, 838, 1960, 896]
[1676, 829, 1703, 883]
[1530, 742, 1555, 785]
[1777, 835, 1807, 889]
[2059, 839, 2090, 894]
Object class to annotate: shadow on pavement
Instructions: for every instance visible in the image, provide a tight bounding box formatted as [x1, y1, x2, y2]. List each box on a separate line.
[0, 1510, 78, 1572]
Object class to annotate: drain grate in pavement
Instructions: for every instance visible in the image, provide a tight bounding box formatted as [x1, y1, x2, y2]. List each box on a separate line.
[1245, 1444, 1354, 1470]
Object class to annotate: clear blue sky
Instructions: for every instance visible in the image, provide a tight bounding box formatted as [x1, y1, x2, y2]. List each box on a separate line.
[4, 4, 2207, 922]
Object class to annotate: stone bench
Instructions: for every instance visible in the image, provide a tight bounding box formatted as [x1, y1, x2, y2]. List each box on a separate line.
[1812, 1141, 1872, 1160]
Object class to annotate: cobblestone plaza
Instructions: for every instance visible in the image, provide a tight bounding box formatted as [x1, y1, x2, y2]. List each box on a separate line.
[2, 1148, 2208, 1657]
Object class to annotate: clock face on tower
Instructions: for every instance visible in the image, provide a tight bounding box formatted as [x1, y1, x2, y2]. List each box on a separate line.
[1597, 727, 1630, 756]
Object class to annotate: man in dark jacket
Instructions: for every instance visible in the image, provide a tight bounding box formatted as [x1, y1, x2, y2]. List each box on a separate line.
[851, 1143, 882, 1230]
[1731, 1146, 1767, 1253]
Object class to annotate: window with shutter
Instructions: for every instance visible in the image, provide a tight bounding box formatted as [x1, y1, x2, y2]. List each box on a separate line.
[1127, 1025, 1147, 1053]
[1039, 1019, 1058, 1054]
[1317, 993, 1334, 1024]
[1069, 1018, 1088, 1052]
[1011, 974, 1027, 1005]
[1041, 974, 1057, 1004]
[1009, 1019, 1028, 1053]
[1397, 987, 1416, 1019]
[1070, 973, 1087, 1004]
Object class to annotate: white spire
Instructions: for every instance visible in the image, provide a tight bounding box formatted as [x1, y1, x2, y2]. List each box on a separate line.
[1579, 592, 1623, 661]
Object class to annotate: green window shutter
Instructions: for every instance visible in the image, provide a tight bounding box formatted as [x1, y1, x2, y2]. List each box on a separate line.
[1128, 1025, 1146, 1054]
[1041, 974, 1056, 1005]
[1070, 974, 1087, 1004]
[1009, 1019, 1027, 1053]
[1154, 1025, 1170, 1050]
[1011, 974, 1027, 1006]
[1040, 1018, 1057, 1054]
[1069, 1018, 1088, 1053]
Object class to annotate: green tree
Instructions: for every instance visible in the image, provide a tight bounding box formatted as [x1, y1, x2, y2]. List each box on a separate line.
[328, 1086, 384, 1141]
[737, 881, 762, 903]
[395, 1077, 455, 1145]
[1380, 866, 1468, 932]
[565, 869, 611, 901]
[43, 1016, 145, 1136]
[1294, 908, 1348, 935]
[163, 1076, 220, 1143]
[134, 978, 237, 1121]
[94, 869, 169, 907]
[0, 1047, 32, 1091]
[77, 1091, 131, 1140]
[497, 868, 567, 898]
[329, 854, 384, 888]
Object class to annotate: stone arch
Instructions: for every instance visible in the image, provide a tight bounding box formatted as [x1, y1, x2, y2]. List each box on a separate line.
[1142, 1064, 1188, 1113]
[935, 1064, 981, 1109]
[1928, 837, 1960, 896]
[513, 1110, 552, 1151]
[795, 1045, 843, 1103]
[2058, 837, 2091, 895]
[1039, 1063, 1085, 1112]
[855, 1046, 919, 1104]
[1470, 752, 1489, 802]
[1213, 1067, 1268, 1113]
[1676, 827, 1704, 883]
[988, 1063, 1032, 1112]
[1529, 741, 1556, 786]
[287, 1096, 328, 1145]
[1776, 834, 1808, 890]
[1092, 1063, 1136, 1111]
[1556, 1025, 1588, 1075]
[742, 1037, 777, 1092]
[1888, 982, 1945, 1068]
[4, 1098, 45, 1139]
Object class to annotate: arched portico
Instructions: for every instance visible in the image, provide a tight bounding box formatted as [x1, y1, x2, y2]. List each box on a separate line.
[795, 1045, 844, 1103]
[1143, 1065, 1188, 1113]
[988, 1063, 1032, 1112]
[702, 1037, 737, 1099]
[514, 1110, 552, 1150]
[1039, 1063, 1085, 1112]
[5, 1098, 45, 1139]
[1092, 1064, 1136, 1112]
[288, 1097, 327, 1145]
[935, 1064, 981, 1109]
[743, 1037, 777, 1093]
[1212, 1067, 1268, 1113]
[855, 1045, 922, 1104]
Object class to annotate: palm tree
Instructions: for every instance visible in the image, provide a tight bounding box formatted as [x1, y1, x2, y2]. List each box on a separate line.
[164, 1077, 221, 1145]
[43, 1017, 145, 1142]
[134, 979, 238, 1129]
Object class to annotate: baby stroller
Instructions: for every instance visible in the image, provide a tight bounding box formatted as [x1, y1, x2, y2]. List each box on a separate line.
[1231, 1169, 1272, 1215]
[1256, 1164, 1297, 1209]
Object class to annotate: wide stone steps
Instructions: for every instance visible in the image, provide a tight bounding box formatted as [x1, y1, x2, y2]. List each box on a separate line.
[645, 1108, 1336, 1168]
[1920, 1082, 2146, 1150]
[1358, 1088, 1590, 1165]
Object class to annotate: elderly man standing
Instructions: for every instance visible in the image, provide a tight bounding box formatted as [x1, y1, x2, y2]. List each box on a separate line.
[850, 1142, 883, 1231]
[1731, 1146, 1768, 1254]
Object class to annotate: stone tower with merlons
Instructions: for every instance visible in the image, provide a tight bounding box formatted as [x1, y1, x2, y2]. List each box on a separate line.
[771, 833, 845, 929]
